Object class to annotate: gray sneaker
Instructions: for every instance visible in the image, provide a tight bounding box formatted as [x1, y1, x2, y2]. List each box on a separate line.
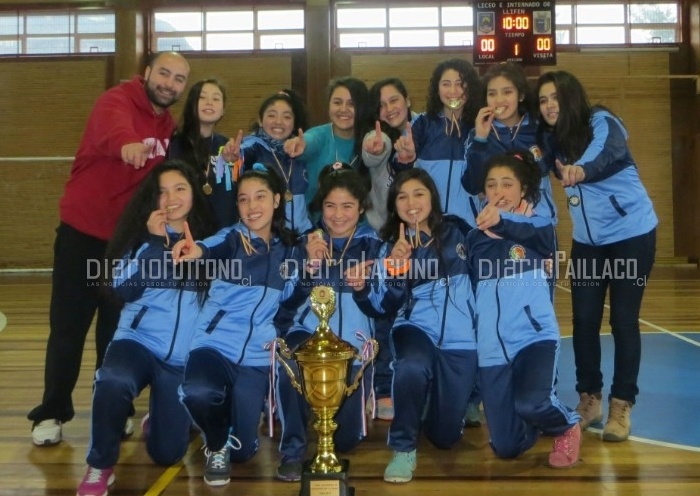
[203, 445, 231, 486]
[464, 401, 482, 427]
[276, 459, 303, 482]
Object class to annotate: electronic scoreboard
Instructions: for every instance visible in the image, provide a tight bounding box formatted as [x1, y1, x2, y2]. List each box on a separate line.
[473, 1, 556, 66]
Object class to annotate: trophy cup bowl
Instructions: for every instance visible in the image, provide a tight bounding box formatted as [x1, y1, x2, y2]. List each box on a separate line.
[276, 286, 378, 495]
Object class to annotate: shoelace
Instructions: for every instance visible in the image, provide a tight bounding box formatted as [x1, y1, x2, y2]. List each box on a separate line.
[205, 448, 228, 470]
[583, 395, 598, 409]
[608, 401, 630, 425]
[203, 433, 243, 469]
[85, 468, 106, 483]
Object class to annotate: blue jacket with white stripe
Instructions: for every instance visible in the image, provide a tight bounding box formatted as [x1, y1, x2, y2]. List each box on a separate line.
[544, 109, 657, 246]
[467, 213, 557, 367]
[395, 112, 480, 227]
[463, 112, 558, 225]
[111, 233, 204, 367]
[188, 223, 302, 367]
[355, 216, 477, 351]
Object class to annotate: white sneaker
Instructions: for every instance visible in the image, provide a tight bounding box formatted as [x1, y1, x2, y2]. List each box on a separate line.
[122, 418, 134, 438]
[140, 413, 150, 439]
[32, 419, 62, 446]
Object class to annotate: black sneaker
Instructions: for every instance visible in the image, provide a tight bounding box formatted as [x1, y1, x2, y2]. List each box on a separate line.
[276, 459, 303, 482]
[204, 445, 231, 486]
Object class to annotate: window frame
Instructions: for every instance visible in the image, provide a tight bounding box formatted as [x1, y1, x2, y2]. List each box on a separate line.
[150, 5, 306, 53]
[0, 7, 115, 57]
[334, 0, 681, 51]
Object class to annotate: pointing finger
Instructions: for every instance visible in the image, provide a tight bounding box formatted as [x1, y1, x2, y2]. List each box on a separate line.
[183, 221, 195, 247]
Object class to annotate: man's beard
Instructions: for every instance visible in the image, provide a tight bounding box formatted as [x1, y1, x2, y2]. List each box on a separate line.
[145, 80, 178, 109]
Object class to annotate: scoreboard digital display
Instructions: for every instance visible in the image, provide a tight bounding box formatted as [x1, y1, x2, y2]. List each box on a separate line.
[473, 1, 556, 66]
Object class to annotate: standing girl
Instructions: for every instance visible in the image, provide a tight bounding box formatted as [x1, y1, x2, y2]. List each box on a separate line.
[362, 77, 416, 232]
[392, 58, 483, 227]
[275, 164, 383, 482]
[284, 77, 371, 203]
[76, 159, 217, 496]
[172, 165, 302, 487]
[467, 151, 581, 469]
[537, 71, 657, 441]
[220, 89, 311, 233]
[168, 78, 238, 228]
[463, 62, 557, 224]
[361, 77, 417, 420]
[354, 168, 478, 483]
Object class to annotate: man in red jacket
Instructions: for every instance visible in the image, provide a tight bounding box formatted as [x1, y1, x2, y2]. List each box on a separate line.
[29, 52, 190, 447]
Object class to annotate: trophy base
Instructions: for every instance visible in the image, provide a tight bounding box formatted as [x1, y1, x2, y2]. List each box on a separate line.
[299, 459, 354, 496]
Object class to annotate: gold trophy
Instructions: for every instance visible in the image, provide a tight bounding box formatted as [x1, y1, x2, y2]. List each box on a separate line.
[276, 286, 378, 496]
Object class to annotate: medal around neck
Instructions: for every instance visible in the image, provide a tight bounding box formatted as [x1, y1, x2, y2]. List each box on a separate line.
[276, 286, 378, 496]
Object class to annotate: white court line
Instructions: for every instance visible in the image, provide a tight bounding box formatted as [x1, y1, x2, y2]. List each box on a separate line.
[555, 283, 700, 347]
[586, 427, 700, 453]
[556, 283, 700, 452]
[0, 311, 6, 333]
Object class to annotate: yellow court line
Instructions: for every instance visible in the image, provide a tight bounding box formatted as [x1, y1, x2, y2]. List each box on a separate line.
[143, 437, 203, 496]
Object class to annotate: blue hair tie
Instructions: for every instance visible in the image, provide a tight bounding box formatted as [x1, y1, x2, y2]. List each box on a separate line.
[252, 162, 268, 173]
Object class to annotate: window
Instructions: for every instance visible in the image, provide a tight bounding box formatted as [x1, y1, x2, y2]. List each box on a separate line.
[336, 3, 474, 49]
[335, 1, 680, 49]
[556, 2, 679, 45]
[0, 9, 114, 56]
[152, 6, 305, 52]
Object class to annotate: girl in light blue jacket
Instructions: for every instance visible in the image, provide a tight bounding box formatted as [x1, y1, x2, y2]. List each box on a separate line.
[274, 164, 383, 482]
[354, 168, 478, 484]
[77, 160, 217, 495]
[173, 165, 303, 487]
[467, 151, 580, 470]
[537, 71, 657, 442]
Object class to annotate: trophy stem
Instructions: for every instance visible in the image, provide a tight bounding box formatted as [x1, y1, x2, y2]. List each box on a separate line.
[310, 407, 342, 473]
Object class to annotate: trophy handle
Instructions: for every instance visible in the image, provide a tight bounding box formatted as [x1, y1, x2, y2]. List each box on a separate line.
[275, 338, 304, 395]
[345, 338, 379, 396]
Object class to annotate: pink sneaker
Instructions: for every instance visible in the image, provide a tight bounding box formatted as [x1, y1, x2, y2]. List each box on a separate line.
[548, 423, 581, 469]
[77, 466, 115, 496]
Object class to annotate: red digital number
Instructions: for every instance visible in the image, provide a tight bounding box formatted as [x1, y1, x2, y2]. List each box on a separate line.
[480, 37, 496, 52]
[502, 16, 529, 30]
[536, 37, 552, 51]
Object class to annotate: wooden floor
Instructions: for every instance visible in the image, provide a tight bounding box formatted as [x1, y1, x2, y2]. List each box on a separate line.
[1, 267, 700, 496]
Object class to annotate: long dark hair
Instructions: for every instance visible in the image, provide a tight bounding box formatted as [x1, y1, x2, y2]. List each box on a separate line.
[104, 159, 218, 301]
[380, 168, 444, 252]
[368, 77, 413, 147]
[482, 62, 536, 119]
[328, 77, 373, 189]
[251, 88, 308, 135]
[171, 78, 226, 172]
[484, 150, 542, 205]
[310, 163, 371, 216]
[536, 70, 616, 161]
[238, 166, 299, 246]
[425, 58, 483, 127]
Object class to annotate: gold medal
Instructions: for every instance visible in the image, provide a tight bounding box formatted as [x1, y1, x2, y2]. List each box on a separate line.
[202, 182, 213, 195]
[284, 190, 293, 202]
